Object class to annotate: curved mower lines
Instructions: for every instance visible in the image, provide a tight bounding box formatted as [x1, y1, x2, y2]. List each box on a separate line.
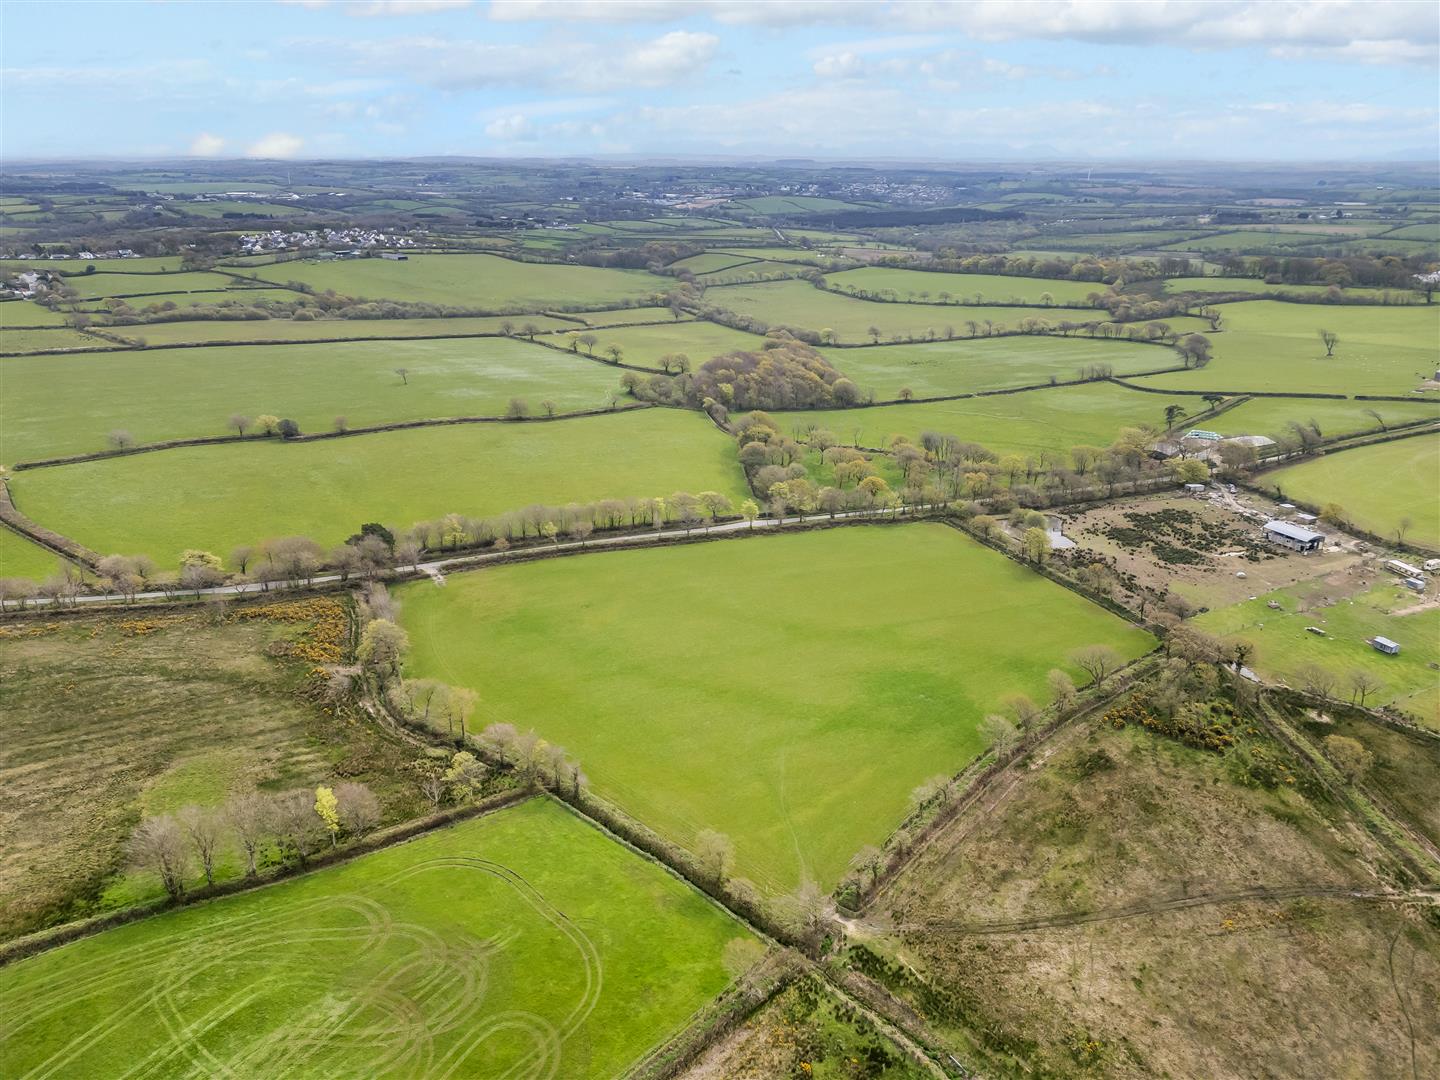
[2, 857, 603, 1080]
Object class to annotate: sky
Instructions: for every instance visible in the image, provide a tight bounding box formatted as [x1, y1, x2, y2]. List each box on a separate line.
[2, 0, 1437, 162]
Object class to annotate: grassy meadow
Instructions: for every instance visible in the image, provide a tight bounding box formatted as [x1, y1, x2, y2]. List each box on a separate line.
[1130, 301, 1440, 396]
[707, 279, 1101, 342]
[100, 313, 577, 346]
[8, 409, 747, 561]
[1160, 276, 1413, 300]
[781, 383, 1200, 457]
[1214, 396, 1438, 443]
[243, 254, 665, 311]
[1195, 580, 1440, 725]
[60, 270, 244, 300]
[0, 328, 117, 354]
[1261, 434, 1440, 548]
[0, 798, 753, 1079]
[828, 336, 1172, 400]
[398, 525, 1155, 894]
[0, 526, 64, 580]
[1, 337, 628, 461]
[554, 319, 765, 369]
[827, 267, 1106, 306]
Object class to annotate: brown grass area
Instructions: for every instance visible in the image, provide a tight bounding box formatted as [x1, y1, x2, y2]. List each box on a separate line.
[864, 720, 1440, 1078]
[0, 603, 417, 941]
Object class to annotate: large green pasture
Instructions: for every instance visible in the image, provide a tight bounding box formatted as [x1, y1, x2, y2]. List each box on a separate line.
[782, 383, 1199, 457]
[243, 254, 665, 312]
[60, 270, 242, 300]
[400, 525, 1155, 893]
[2, 337, 627, 461]
[555, 319, 764, 369]
[707, 279, 1100, 342]
[0, 526, 64, 580]
[830, 337, 1172, 400]
[0, 301, 77, 326]
[1261, 435, 1440, 548]
[1160, 276, 1411, 300]
[1215, 397, 1438, 443]
[0, 328, 117, 354]
[9, 409, 746, 560]
[828, 268, 1105, 306]
[102, 314, 576, 346]
[1128, 301, 1440, 396]
[1195, 581, 1439, 725]
[0, 798, 751, 1080]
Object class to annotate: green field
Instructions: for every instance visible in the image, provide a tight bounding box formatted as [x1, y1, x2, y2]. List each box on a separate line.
[1128, 301, 1440, 395]
[1215, 396, 1439, 443]
[1160, 276, 1411, 299]
[101, 314, 577, 346]
[781, 383, 1200, 458]
[1261, 435, 1440, 548]
[0, 300, 73, 326]
[828, 337, 1172, 400]
[670, 252, 759, 274]
[60, 270, 242, 300]
[399, 525, 1155, 893]
[708, 279, 1102, 343]
[1, 337, 630, 461]
[556, 319, 764, 369]
[0, 328, 116, 354]
[1195, 581, 1440, 724]
[0, 526, 64, 580]
[244, 254, 665, 312]
[9, 409, 747, 560]
[827, 268, 1106, 306]
[0, 798, 752, 1079]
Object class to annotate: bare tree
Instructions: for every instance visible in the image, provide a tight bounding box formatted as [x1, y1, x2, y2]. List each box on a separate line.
[1347, 669, 1383, 707]
[271, 789, 321, 865]
[178, 805, 223, 888]
[108, 429, 135, 450]
[334, 782, 381, 835]
[695, 829, 734, 886]
[848, 844, 885, 888]
[1071, 644, 1123, 687]
[128, 816, 189, 900]
[229, 413, 252, 436]
[394, 367, 410, 385]
[1319, 329, 1338, 357]
[979, 713, 1020, 755]
[1294, 662, 1337, 700]
[225, 791, 271, 877]
[417, 769, 446, 810]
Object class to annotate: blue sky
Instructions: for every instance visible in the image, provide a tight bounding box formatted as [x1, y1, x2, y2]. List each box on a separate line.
[2, 0, 1436, 160]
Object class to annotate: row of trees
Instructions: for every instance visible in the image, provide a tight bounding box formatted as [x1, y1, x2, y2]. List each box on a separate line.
[129, 783, 381, 900]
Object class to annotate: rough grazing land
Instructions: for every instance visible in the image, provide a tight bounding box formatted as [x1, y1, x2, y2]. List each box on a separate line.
[2, 337, 627, 461]
[399, 524, 1154, 894]
[9, 408, 747, 562]
[0, 798, 753, 1080]
[0, 603, 419, 940]
[1262, 434, 1440, 549]
[872, 722, 1440, 1079]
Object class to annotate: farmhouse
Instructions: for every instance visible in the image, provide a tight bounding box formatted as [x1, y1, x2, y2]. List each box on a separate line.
[1263, 519, 1325, 552]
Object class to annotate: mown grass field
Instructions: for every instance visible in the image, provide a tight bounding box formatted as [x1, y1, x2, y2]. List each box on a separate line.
[101, 313, 576, 346]
[781, 383, 1199, 457]
[0, 603, 418, 938]
[827, 268, 1105, 306]
[1129, 301, 1440, 396]
[399, 525, 1155, 894]
[59, 270, 242, 300]
[829, 337, 1172, 400]
[706, 279, 1101, 342]
[0, 798, 753, 1079]
[243, 254, 665, 311]
[1262, 434, 1440, 548]
[1195, 579, 1440, 726]
[0, 328, 117, 354]
[1214, 396, 1438, 443]
[0, 526, 64, 580]
[9, 409, 747, 561]
[0, 300, 74, 326]
[1160, 276, 1412, 299]
[2, 337, 628, 461]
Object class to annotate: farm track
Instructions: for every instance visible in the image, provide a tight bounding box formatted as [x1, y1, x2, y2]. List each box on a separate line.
[899, 883, 1435, 936]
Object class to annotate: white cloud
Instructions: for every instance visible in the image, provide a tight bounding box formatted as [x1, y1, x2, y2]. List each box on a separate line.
[289, 29, 717, 88]
[189, 132, 227, 156]
[484, 113, 534, 138]
[246, 132, 306, 157]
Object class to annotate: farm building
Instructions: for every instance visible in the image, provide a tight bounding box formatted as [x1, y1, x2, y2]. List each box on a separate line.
[1370, 636, 1401, 655]
[1263, 519, 1325, 552]
[380, 252, 409, 260]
